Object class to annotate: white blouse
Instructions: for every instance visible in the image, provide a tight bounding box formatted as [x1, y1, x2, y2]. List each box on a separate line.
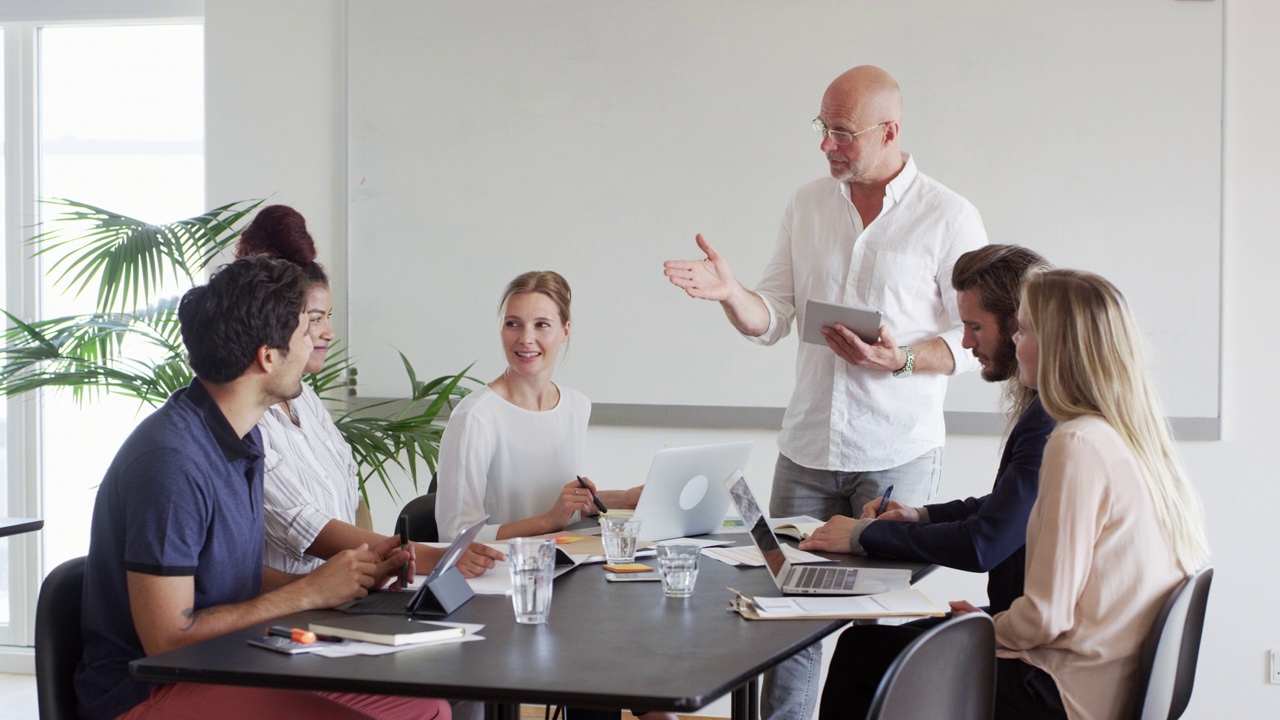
[434, 385, 590, 542]
[259, 383, 360, 574]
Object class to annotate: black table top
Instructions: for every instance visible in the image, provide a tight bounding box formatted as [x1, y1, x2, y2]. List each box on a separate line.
[131, 536, 931, 713]
[0, 517, 43, 538]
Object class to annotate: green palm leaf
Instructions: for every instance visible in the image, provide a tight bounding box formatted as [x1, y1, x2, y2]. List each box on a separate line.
[4, 197, 472, 503]
[31, 197, 265, 315]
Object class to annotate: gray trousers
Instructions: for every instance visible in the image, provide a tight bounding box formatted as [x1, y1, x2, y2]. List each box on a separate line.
[759, 448, 943, 720]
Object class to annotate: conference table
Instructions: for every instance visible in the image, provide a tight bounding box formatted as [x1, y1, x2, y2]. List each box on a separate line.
[131, 535, 932, 720]
[0, 517, 43, 537]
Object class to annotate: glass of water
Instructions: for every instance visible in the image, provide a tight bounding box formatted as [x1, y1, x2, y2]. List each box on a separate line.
[600, 516, 642, 563]
[508, 537, 556, 624]
[656, 543, 701, 598]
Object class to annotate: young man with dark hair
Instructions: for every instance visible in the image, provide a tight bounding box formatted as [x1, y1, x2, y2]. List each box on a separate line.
[75, 256, 449, 720]
[801, 244, 1053, 720]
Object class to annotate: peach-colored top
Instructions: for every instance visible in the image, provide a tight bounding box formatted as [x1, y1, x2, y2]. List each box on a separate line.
[995, 415, 1185, 720]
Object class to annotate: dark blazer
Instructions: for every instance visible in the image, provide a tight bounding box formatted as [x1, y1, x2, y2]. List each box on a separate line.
[858, 396, 1055, 612]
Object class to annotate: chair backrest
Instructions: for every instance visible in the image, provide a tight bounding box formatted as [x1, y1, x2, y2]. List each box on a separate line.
[35, 556, 87, 720]
[399, 473, 440, 543]
[1134, 565, 1214, 720]
[866, 612, 996, 720]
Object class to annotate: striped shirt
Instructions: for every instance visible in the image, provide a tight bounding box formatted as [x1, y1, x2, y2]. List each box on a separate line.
[259, 383, 359, 574]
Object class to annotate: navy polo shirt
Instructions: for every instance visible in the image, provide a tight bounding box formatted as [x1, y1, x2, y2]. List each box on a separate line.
[75, 379, 266, 720]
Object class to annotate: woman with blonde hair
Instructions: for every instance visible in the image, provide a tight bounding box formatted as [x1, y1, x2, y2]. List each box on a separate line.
[950, 268, 1210, 719]
[435, 270, 643, 543]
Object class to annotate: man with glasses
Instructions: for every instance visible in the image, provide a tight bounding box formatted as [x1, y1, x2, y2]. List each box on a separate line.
[663, 65, 987, 719]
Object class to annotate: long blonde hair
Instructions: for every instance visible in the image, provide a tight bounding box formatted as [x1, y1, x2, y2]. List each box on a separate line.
[1023, 269, 1209, 572]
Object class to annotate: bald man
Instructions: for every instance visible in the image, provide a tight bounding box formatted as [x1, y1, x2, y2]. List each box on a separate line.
[664, 66, 987, 719]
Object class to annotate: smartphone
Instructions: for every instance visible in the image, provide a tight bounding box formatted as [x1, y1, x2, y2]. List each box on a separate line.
[605, 572, 661, 582]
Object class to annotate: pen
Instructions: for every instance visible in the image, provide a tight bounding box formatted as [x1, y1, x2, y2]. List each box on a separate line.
[395, 514, 410, 586]
[577, 475, 609, 514]
[876, 484, 895, 517]
[266, 626, 316, 644]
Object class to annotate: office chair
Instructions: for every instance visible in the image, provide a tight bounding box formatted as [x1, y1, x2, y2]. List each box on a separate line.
[35, 556, 87, 720]
[864, 612, 996, 720]
[398, 473, 440, 542]
[1134, 566, 1214, 720]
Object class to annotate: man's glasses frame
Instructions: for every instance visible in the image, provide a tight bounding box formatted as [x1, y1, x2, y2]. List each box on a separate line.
[812, 119, 888, 146]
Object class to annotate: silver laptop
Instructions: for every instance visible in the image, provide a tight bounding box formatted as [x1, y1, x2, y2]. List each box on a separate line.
[631, 441, 754, 541]
[724, 470, 910, 595]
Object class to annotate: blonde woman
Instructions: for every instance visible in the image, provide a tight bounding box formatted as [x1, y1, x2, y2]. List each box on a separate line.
[950, 269, 1210, 719]
[435, 271, 642, 543]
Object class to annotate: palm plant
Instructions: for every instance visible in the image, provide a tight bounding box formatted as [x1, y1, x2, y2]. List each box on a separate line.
[0, 198, 472, 502]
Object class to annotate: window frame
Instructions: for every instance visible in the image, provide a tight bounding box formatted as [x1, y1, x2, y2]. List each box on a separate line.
[0, 0, 202, 661]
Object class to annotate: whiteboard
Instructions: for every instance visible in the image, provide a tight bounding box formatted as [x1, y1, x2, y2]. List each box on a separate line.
[346, 0, 1221, 420]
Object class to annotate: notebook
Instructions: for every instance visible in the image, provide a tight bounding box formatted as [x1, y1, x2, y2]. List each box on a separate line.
[724, 470, 910, 595]
[630, 441, 754, 541]
[340, 513, 488, 614]
[309, 615, 466, 646]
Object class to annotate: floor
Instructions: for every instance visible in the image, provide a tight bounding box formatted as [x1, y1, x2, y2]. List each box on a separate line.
[0, 674, 712, 719]
[0, 673, 37, 718]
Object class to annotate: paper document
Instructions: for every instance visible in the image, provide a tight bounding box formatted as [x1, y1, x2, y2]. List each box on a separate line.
[253, 622, 486, 657]
[468, 547, 581, 595]
[704, 544, 833, 568]
[732, 589, 944, 620]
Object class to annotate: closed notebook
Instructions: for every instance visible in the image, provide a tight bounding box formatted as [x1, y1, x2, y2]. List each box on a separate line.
[309, 615, 466, 646]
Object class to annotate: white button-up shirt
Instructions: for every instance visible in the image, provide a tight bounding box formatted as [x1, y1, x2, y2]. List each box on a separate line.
[750, 153, 986, 471]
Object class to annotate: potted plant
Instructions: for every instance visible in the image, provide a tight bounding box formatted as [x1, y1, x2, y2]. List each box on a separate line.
[0, 198, 472, 505]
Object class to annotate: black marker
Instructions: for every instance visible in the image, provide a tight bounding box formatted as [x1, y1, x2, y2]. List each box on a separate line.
[577, 476, 609, 514]
[394, 514, 411, 586]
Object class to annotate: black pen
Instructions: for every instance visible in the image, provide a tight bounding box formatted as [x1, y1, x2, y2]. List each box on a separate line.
[875, 485, 895, 517]
[394, 514, 410, 586]
[577, 476, 609, 514]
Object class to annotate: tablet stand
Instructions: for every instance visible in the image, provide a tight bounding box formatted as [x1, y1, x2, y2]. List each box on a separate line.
[408, 566, 475, 616]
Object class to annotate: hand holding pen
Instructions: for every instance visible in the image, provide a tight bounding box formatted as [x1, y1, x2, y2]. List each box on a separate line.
[577, 476, 609, 514]
[875, 484, 895, 517]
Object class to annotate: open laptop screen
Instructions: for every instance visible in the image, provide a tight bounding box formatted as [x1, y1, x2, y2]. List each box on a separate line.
[727, 473, 787, 580]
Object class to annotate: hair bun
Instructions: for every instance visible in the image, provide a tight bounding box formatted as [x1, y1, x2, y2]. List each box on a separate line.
[236, 205, 317, 263]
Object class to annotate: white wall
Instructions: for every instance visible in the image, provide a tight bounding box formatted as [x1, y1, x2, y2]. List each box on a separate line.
[206, 1, 1280, 716]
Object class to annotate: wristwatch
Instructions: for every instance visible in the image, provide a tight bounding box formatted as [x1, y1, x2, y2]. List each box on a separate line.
[892, 345, 914, 378]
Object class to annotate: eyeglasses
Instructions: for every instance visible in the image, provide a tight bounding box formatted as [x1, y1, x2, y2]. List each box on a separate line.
[812, 119, 888, 145]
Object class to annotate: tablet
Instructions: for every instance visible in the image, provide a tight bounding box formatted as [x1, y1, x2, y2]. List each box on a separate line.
[802, 299, 882, 345]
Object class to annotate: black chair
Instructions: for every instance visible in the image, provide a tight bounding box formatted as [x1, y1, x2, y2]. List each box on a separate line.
[35, 556, 86, 720]
[865, 612, 996, 720]
[398, 474, 439, 542]
[1134, 565, 1214, 720]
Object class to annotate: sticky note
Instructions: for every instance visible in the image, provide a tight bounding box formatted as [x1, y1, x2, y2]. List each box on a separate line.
[602, 563, 653, 573]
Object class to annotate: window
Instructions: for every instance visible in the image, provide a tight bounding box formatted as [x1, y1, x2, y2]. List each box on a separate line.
[0, 4, 202, 651]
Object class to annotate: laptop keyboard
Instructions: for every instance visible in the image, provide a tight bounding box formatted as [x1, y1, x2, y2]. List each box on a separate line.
[791, 566, 859, 592]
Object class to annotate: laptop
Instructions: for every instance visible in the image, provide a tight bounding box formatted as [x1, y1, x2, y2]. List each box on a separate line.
[630, 441, 754, 541]
[341, 513, 488, 615]
[724, 470, 910, 595]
